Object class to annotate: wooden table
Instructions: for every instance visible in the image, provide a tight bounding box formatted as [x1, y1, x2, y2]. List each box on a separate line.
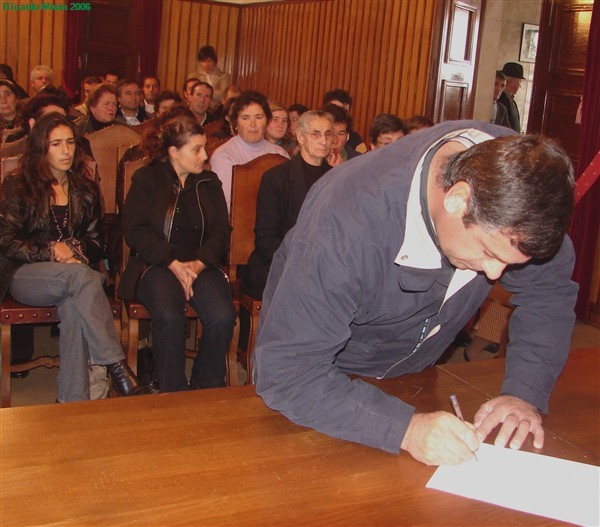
[1, 348, 598, 526]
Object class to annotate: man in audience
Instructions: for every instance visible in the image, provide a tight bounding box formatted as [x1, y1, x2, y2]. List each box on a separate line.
[491, 71, 510, 128]
[71, 76, 102, 118]
[187, 45, 231, 115]
[183, 77, 200, 106]
[369, 113, 408, 150]
[104, 70, 121, 86]
[188, 81, 216, 126]
[323, 88, 366, 153]
[498, 62, 525, 133]
[154, 90, 182, 119]
[142, 75, 161, 118]
[115, 79, 148, 126]
[30, 65, 54, 95]
[254, 121, 577, 466]
[323, 103, 361, 166]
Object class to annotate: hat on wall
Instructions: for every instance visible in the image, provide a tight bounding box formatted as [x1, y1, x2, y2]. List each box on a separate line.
[502, 62, 525, 80]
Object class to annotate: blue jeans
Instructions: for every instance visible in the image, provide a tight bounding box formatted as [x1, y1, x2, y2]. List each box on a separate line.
[137, 266, 235, 392]
[9, 262, 125, 402]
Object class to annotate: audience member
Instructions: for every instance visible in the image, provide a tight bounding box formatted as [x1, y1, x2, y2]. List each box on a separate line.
[183, 77, 200, 106]
[188, 81, 216, 126]
[323, 88, 366, 153]
[116, 79, 148, 126]
[142, 75, 161, 118]
[75, 83, 118, 134]
[0, 79, 23, 134]
[404, 115, 434, 133]
[104, 70, 120, 86]
[498, 62, 525, 133]
[369, 113, 408, 150]
[0, 64, 29, 99]
[154, 90, 182, 119]
[0, 112, 145, 402]
[209, 96, 237, 141]
[285, 103, 308, 155]
[254, 122, 576, 464]
[222, 85, 241, 106]
[323, 103, 361, 167]
[71, 76, 102, 118]
[242, 110, 334, 299]
[265, 101, 292, 152]
[30, 65, 54, 95]
[491, 71, 510, 128]
[187, 45, 232, 114]
[119, 116, 236, 392]
[210, 90, 289, 212]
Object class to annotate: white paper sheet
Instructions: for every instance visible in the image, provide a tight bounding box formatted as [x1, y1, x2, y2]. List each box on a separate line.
[426, 443, 600, 526]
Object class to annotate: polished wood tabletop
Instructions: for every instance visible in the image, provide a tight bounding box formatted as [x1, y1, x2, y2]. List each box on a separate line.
[1, 348, 598, 526]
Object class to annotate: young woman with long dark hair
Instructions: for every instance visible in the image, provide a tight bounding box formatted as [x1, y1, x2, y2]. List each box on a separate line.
[0, 112, 143, 402]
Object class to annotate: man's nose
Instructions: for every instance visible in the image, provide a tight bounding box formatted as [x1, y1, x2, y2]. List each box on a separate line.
[482, 259, 507, 280]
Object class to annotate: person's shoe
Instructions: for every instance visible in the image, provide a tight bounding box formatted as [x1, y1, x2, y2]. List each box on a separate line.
[106, 360, 147, 396]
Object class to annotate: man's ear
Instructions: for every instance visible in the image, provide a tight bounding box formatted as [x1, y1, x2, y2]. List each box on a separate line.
[443, 181, 470, 217]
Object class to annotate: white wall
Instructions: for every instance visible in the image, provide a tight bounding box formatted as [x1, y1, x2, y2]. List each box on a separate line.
[473, 0, 542, 132]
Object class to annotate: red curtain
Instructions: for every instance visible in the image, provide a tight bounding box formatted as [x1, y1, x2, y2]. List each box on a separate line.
[139, 2, 162, 79]
[62, 10, 85, 102]
[569, 0, 600, 320]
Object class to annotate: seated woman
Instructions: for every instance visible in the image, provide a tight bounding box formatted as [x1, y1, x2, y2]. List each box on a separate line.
[241, 110, 334, 299]
[0, 79, 24, 137]
[74, 83, 118, 134]
[0, 112, 143, 402]
[265, 101, 293, 154]
[119, 116, 236, 392]
[210, 90, 289, 213]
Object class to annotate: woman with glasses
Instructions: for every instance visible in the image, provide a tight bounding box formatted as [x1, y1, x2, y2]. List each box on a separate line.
[241, 110, 334, 300]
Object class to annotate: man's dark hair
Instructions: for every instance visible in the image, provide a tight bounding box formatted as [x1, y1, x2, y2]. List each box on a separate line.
[116, 79, 140, 98]
[287, 103, 308, 115]
[197, 45, 218, 62]
[323, 103, 352, 131]
[191, 81, 214, 97]
[441, 135, 575, 259]
[369, 113, 408, 144]
[155, 90, 182, 108]
[323, 88, 352, 107]
[104, 70, 121, 79]
[82, 76, 102, 85]
[142, 75, 161, 87]
[230, 90, 271, 129]
[21, 88, 70, 133]
[404, 115, 434, 132]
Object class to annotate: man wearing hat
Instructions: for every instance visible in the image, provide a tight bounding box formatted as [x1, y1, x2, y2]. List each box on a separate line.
[498, 62, 525, 133]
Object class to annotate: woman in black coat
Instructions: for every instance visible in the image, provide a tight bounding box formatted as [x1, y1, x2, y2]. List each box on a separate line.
[119, 116, 235, 392]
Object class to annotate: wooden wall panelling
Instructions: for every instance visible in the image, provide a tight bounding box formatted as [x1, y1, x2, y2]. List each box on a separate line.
[0, 0, 65, 95]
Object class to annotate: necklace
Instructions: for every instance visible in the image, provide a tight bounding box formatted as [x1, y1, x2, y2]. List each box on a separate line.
[49, 201, 69, 241]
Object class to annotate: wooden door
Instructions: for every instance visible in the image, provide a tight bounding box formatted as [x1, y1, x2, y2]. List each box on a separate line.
[528, 0, 594, 166]
[428, 0, 482, 123]
[78, 0, 143, 81]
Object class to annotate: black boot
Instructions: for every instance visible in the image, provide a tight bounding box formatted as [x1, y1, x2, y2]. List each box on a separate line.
[106, 360, 146, 396]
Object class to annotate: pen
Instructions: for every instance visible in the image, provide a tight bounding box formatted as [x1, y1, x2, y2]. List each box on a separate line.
[449, 393, 479, 461]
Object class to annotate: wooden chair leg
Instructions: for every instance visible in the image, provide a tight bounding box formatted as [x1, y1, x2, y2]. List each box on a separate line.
[246, 307, 261, 385]
[227, 313, 241, 386]
[127, 318, 140, 375]
[1, 323, 12, 408]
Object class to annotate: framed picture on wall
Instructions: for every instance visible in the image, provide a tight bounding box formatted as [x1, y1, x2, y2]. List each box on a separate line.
[520, 23, 539, 63]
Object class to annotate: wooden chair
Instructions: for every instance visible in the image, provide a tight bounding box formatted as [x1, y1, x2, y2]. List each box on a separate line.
[206, 136, 229, 161]
[0, 136, 26, 158]
[228, 153, 288, 383]
[130, 118, 159, 136]
[119, 157, 240, 386]
[85, 124, 141, 215]
[0, 295, 122, 408]
[1, 155, 21, 180]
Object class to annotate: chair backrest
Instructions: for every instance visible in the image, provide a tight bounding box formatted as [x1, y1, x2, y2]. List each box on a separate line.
[1, 155, 21, 181]
[130, 118, 159, 136]
[229, 153, 288, 283]
[0, 136, 27, 159]
[121, 157, 150, 274]
[206, 136, 229, 162]
[86, 124, 141, 214]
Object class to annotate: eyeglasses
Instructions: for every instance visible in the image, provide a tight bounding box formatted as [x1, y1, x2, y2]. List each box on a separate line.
[305, 130, 333, 139]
